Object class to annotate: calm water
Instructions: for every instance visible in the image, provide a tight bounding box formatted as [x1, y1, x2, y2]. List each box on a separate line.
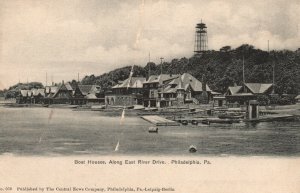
[0, 106, 299, 156]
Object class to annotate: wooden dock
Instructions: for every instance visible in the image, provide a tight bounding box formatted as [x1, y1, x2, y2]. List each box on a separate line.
[141, 115, 180, 126]
[244, 114, 295, 122]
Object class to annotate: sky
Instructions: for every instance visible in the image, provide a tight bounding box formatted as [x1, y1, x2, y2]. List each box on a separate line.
[0, 0, 299, 89]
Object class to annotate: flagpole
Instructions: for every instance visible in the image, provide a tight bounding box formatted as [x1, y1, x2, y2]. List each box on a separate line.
[160, 57, 164, 75]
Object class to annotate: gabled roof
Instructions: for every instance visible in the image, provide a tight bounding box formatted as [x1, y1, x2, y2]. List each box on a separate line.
[72, 83, 84, 97]
[90, 85, 101, 93]
[52, 83, 71, 98]
[86, 93, 97, 99]
[245, 83, 273, 94]
[112, 77, 146, 89]
[180, 73, 211, 92]
[30, 88, 45, 97]
[161, 73, 211, 93]
[38, 89, 45, 97]
[177, 78, 184, 90]
[20, 90, 28, 97]
[31, 89, 38, 96]
[45, 86, 58, 94]
[65, 82, 74, 91]
[78, 85, 93, 95]
[162, 86, 177, 93]
[228, 86, 243, 95]
[73, 84, 101, 96]
[145, 74, 179, 84]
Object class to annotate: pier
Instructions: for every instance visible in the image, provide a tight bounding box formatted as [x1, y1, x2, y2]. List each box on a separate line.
[244, 114, 295, 123]
[141, 115, 180, 126]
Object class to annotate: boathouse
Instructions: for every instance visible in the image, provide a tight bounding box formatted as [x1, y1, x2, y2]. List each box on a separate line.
[16, 88, 45, 104]
[78, 84, 104, 104]
[105, 77, 146, 106]
[50, 81, 74, 104]
[43, 86, 58, 104]
[31, 88, 45, 104]
[43, 81, 103, 105]
[143, 74, 179, 107]
[150, 73, 212, 107]
[16, 90, 29, 104]
[226, 83, 274, 106]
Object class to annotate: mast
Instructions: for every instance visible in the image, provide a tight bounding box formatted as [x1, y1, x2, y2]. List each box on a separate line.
[46, 72, 48, 87]
[272, 64, 275, 85]
[242, 55, 245, 85]
[272, 52, 275, 94]
[269, 40, 275, 94]
[148, 52, 151, 78]
[160, 57, 164, 75]
[127, 65, 134, 89]
[18, 78, 20, 91]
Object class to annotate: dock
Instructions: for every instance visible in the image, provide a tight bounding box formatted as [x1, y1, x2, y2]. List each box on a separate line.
[141, 115, 180, 126]
[244, 114, 295, 122]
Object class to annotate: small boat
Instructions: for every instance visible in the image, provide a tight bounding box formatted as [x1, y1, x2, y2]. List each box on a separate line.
[191, 120, 198, 125]
[91, 105, 106, 111]
[144, 107, 158, 111]
[189, 145, 197, 153]
[181, 120, 188, 125]
[202, 119, 210, 125]
[126, 105, 134, 109]
[218, 112, 244, 119]
[202, 118, 240, 125]
[133, 105, 145, 110]
[148, 126, 158, 133]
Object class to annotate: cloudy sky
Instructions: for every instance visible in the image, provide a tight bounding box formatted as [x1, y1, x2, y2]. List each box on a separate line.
[0, 0, 299, 89]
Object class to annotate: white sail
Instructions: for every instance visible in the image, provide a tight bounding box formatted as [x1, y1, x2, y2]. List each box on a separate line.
[120, 107, 125, 125]
[127, 65, 134, 89]
[114, 141, 120, 151]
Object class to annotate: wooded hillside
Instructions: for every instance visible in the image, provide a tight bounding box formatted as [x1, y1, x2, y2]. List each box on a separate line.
[81, 44, 300, 94]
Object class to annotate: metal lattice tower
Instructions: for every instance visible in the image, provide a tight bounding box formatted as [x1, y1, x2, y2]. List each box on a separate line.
[194, 21, 208, 54]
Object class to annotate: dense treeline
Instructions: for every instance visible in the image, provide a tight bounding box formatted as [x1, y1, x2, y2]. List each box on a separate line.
[2, 82, 44, 98]
[82, 44, 300, 94]
[1, 44, 299, 98]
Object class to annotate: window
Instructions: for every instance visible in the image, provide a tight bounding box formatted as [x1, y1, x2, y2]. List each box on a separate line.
[150, 90, 154, 98]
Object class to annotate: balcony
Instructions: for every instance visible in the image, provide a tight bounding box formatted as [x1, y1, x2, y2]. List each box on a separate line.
[158, 97, 177, 101]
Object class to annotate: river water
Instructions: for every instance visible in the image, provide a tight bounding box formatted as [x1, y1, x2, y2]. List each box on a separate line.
[0, 107, 299, 156]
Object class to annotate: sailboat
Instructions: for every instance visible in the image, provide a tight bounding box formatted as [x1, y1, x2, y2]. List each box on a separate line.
[114, 141, 120, 151]
[114, 65, 134, 152]
[115, 108, 125, 151]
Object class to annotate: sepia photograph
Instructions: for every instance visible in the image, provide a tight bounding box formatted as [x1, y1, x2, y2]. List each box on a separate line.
[0, 0, 299, 192]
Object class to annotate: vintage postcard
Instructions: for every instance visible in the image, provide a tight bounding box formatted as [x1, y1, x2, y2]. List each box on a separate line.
[0, 0, 299, 192]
